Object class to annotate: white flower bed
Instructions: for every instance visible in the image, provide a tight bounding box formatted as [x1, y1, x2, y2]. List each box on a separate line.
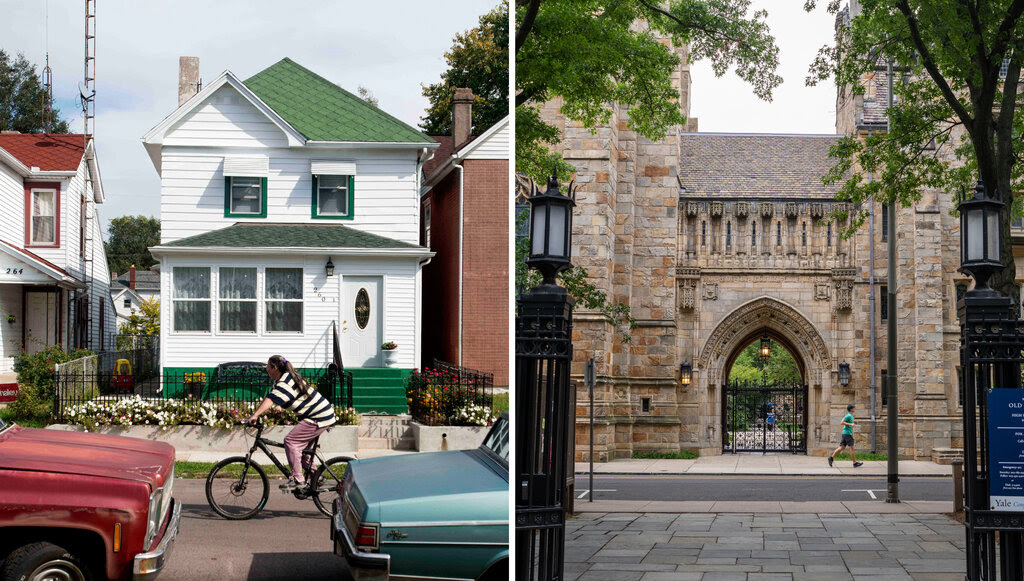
[452, 403, 499, 427]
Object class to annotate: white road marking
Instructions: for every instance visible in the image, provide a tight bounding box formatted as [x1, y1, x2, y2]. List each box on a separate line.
[577, 489, 617, 499]
[842, 489, 884, 499]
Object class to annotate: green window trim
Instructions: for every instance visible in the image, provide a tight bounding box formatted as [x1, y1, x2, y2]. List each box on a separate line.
[224, 176, 268, 218]
[311, 175, 355, 220]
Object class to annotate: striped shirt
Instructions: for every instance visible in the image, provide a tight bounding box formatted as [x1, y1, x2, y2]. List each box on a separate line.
[267, 372, 336, 428]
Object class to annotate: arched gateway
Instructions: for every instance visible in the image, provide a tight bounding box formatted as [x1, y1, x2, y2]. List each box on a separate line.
[697, 297, 834, 454]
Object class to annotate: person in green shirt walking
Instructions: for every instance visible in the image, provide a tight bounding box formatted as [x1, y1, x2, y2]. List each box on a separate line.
[828, 404, 863, 468]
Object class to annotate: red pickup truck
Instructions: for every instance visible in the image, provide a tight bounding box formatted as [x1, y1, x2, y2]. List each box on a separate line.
[0, 417, 180, 581]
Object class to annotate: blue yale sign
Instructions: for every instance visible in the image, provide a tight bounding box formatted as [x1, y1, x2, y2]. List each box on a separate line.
[987, 388, 1024, 511]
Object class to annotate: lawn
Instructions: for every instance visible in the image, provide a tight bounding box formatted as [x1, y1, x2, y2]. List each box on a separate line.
[833, 451, 887, 461]
[633, 450, 700, 460]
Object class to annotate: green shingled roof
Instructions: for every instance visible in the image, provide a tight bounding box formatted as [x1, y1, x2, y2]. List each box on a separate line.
[164, 223, 419, 249]
[243, 58, 433, 143]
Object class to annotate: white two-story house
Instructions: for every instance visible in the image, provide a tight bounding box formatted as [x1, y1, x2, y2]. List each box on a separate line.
[143, 58, 437, 413]
[0, 133, 115, 385]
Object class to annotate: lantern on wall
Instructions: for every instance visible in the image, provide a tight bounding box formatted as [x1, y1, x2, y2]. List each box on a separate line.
[958, 181, 1003, 293]
[759, 330, 771, 361]
[838, 361, 851, 387]
[325, 257, 335, 278]
[527, 171, 576, 284]
[679, 361, 692, 385]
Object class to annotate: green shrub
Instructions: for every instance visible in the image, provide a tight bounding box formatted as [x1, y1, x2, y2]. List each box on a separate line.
[10, 346, 92, 422]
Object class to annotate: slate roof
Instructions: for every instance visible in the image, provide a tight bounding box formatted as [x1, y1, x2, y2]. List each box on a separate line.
[0, 134, 85, 171]
[111, 270, 161, 292]
[678, 133, 844, 199]
[243, 58, 433, 143]
[162, 223, 419, 249]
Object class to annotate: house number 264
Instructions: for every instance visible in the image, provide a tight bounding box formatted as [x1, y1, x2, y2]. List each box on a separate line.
[4, 268, 24, 275]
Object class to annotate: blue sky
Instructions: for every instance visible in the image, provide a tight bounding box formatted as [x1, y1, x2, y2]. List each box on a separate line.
[2, 0, 501, 234]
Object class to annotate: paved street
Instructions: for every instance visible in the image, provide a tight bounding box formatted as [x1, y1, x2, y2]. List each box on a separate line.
[161, 479, 350, 581]
[566, 511, 966, 581]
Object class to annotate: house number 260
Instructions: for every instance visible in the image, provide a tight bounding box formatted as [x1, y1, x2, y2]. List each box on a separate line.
[312, 285, 327, 302]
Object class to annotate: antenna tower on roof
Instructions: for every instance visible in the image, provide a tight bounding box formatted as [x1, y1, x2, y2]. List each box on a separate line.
[83, 0, 96, 141]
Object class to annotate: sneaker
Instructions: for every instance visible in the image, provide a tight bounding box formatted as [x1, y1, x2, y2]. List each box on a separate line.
[279, 477, 302, 492]
[853, 461, 864, 468]
[828, 456, 834, 467]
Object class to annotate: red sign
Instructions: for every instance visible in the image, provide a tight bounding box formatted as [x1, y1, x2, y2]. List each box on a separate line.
[0, 383, 19, 403]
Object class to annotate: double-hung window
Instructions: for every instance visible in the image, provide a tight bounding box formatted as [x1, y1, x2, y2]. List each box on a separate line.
[219, 267, 257, 332]
[311, 161, 356, 219]
[223, 157, 268, 218]
[173, 267, 211, 332]
[265, 268, 303, 332]
[30, 188, 57, 246]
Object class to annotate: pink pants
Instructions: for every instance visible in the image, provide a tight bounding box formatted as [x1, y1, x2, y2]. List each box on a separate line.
[284, 420, 330, 482]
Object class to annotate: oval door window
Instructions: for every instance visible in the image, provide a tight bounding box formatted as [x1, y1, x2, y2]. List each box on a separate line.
[355, 288, 370, 329]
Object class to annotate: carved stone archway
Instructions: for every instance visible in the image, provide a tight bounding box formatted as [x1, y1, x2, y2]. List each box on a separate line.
[695, 297, 834, 454]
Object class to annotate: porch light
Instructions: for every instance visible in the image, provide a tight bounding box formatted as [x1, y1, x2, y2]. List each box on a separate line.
[958, 180, 1003, 293]
[679, 361, 692, 385]
[527, 170, 576, 284]
[325, 257, 335, 278]
[760, 331, 771, 361]
[838, 361, 851, 387]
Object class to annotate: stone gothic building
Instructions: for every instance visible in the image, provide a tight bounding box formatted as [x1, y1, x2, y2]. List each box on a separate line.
[528, 18, 1016, 462]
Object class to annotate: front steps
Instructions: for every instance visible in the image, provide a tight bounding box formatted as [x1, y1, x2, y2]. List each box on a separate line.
[358, 414, 414, 450]
[348, 368, 410, 415]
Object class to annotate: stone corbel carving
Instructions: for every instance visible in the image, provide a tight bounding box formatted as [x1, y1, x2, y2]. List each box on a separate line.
[679, 279, 698, 311]
[833, 202, 851, 218]
[703, 282, 719, 301]
[760, 202, 774, 218]
[785, 202, 799, 218]
[735, 202, 750, 218]
[685, 201, 699, 217]
[835, 280, 854, 311]
[815, 283, 831, 301]
[810, 203, 826, 219]
[710, 201, 724, 217]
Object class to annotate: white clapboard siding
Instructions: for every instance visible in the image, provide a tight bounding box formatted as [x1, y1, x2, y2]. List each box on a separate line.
[160, 147, 420, 245]
[462, 121, 509, 160]
[23, 160, 88, 272]
[160, 254, 421, 369]
[163, 86, 289, 148]
[0, 285, 22, 369]
[0, 163, 25, 245]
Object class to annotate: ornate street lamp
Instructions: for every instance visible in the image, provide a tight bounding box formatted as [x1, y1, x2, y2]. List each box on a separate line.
[679, 361, 692, 386]
[759, 330, 771, 362]
[838, 361, 851, 387]
[325, 257, 335, 277]
[527, 171, 577, 284]
[958, 181, 1003, 294]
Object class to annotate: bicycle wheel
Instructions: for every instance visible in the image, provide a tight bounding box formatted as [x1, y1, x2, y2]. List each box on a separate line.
[311, 456, 352, 517]
[206, 456, 269, 520]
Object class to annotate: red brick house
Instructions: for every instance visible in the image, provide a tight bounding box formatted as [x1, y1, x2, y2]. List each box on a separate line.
[420, 90, 509, 385]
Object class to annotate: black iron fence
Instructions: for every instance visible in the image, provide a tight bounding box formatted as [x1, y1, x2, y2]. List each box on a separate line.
[54, 366, 353, 423]
[722, 380, 807, 454]
[404, 360, 496, 426]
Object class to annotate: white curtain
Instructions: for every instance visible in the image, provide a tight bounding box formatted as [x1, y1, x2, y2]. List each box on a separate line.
[265, 268, 302, 332]
[173, 267, 210, 331]
[32, 191, 55, 244]
[219, 268, 256, 332]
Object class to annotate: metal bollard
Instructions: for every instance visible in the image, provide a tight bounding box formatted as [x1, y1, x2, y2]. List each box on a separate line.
[951, 459, 964, 514]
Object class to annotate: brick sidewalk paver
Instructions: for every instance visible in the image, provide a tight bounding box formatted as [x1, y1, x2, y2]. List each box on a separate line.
[566, 512, 965, 581]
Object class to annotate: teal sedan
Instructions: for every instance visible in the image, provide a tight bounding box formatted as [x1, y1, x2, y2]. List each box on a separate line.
[332, 413, 509, 581]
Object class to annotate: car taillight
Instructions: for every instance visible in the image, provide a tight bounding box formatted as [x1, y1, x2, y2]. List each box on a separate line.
[355, 524, 378, 549]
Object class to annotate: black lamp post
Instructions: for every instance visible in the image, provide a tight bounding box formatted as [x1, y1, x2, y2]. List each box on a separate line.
[958, 181, 1003, 295]
[516, 171, 577, 581]
[680, 361, 692, 386]
[527, 171, 576, 284]
[838, 361, 850, 387]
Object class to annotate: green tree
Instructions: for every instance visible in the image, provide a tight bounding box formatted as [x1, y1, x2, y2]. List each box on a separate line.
[420, 1, 509, 136]
[516, 0, 783, 183]
[104, 215, 160, 276]
[727, 342, 802, 384]
[805, 0, 1024, 295]
[0, 50, 70, 134]
[118, 298, 160, 337]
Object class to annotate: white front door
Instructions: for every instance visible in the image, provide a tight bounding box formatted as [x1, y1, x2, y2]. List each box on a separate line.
[342, 276, 382, 367]
[25, 291, 58, 353]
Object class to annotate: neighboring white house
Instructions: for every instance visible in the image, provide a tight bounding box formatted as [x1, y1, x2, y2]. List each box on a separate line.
[0, 134, 116, 381]
[143, 58, 437, 412]
[110, 265, 160, 324]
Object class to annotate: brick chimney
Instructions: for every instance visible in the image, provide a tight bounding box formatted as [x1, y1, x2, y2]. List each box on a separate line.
[129, 265, 136, 290]
[452, 88, 474, 147]
[178, 56, 201, 106]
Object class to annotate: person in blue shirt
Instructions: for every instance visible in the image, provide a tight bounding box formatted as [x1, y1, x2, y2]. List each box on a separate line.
[828, 404, 863, 468]
[247, 355, 337, 491]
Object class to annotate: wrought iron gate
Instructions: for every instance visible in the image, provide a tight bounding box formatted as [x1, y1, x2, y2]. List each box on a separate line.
[722, 381, 807, 454]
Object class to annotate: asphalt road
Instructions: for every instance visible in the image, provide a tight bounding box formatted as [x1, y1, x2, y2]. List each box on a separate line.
[160, 478, 351, 581]
[572, 474, 954, 502]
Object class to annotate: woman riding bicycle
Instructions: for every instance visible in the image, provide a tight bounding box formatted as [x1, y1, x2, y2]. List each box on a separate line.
[247, 355, 336, 492]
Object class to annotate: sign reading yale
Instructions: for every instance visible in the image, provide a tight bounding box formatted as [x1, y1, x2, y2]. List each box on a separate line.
[520, 23, 1012, 462]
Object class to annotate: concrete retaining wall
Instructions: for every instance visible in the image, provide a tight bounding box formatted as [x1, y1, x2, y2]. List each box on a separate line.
[410, 422, 487, 452]
[47, 424, 359, 453]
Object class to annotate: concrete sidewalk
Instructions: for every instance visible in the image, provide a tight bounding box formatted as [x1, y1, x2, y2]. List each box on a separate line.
[175, 448, 414, 463]
[575, 455, 952, 477]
